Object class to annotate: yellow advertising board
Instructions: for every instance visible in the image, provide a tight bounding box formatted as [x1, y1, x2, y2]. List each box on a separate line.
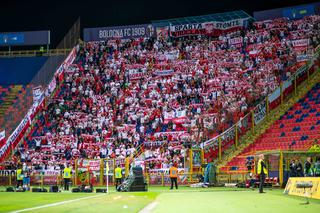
[284, 177, 320, 200]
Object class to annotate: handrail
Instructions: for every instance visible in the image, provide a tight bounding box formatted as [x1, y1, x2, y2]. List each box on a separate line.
[130, 143, 144, 163]
[0, 48, 72, 57]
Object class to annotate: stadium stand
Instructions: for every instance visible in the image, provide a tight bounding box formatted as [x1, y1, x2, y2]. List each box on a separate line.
[2, 14, 318, 172]
[0, 11, 318, 189]
[221, 83, 320, 173]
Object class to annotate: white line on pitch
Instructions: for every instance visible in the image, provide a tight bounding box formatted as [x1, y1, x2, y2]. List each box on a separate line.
[139, 201, 158, 213]
[10, 194, 106, 213]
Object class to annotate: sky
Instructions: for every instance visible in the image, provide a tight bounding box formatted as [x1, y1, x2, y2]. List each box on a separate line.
[0, 0, 319, 46]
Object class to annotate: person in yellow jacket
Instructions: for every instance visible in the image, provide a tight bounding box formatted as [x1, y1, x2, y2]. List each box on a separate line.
[115, 165, 122, 190]
[257, 154, 268, 193]
[169, 163, 178, 190]
[16, 164, 23, 188]
[63, 163, 72, 191]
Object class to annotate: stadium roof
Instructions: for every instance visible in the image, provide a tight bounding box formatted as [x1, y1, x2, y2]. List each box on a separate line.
[151, 10, 252, 26]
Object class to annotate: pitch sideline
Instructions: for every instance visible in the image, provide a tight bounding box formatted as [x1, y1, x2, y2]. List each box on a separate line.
[10, 194, 106, 213]
[139, 201, 158, 213]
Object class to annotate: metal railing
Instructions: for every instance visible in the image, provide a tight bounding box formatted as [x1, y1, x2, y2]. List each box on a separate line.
[0, 171, 202, 187]
[0, 49, 72, 58]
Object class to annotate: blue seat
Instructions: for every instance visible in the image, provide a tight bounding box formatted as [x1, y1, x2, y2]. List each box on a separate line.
[309, 108, 316, 113]
[295, 110, 302, 115]
[230, 166, 238, 171]
[303, 106, 310, 110]
[287, 115, 294, 119]
[292, 126, 301, 132]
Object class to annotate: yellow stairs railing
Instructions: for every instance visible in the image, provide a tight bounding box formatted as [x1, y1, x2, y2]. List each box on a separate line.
[217, 68, 320, 171]
[129, 143, 145, 164]
[0, 85, 23, 117]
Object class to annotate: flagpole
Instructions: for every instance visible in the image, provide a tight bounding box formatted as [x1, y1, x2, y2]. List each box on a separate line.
[106, 159, 109, 194]
[106, 171, 109, 194]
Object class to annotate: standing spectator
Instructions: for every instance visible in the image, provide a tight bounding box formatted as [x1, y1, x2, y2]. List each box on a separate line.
[169, 162, 178, 190]
[314, 156, 320, 177]
[22, 163, 31, 190]
[63, 163, 72, 191]
[295, 159, 303, 177]
[257, 154, 268, 193]
[16, 164, 23, 188]
[115, 165, 123, 190]
[304, 157, 313, 177]
[289, 159, 297, 177]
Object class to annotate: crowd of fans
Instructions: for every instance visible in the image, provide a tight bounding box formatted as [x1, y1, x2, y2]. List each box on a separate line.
[4, 15, 320, 171]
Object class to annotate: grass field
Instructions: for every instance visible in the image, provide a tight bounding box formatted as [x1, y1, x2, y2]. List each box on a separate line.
[0, 186, 319, 213]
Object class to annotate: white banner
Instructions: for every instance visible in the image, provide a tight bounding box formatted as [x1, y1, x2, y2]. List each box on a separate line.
[77, 159, 101, 171]
[154, 69, 175, 76]
[169, 19, 246, 37]
[33, 86, 43, 104]
[164, 109, 187, 124]
[297, 54, 311, 62]
[173, 109, 187, 124]
[292, 39, 309, 48]
[153, 131, 186, 140]
[214, 19, 244, 30]
[164, 111, 175, 123]
[228, 37, 243, 47]
[127, 68, 147, 80]
[149, 168, 185, 174]
[32, 170, 60, 176]
[170, 23, 206, 37]
[47, 78, 56, 95]
[254, 101, 266, 125]
[144, 140, 181, 147]
[7, 117, 29, 145]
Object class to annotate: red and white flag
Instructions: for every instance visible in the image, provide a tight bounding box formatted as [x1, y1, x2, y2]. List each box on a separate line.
[173, 109, 187, 124]
[0, 130, 5, 145]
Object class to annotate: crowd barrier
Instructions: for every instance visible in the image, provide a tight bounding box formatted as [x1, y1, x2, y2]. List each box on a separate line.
[0, 170, 201, 187]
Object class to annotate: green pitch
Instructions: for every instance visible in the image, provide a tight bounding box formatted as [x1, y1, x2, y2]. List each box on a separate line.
[0, 186, 319, 213]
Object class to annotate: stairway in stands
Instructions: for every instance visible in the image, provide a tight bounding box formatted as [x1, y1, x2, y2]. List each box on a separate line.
[220, 83, 320, 173]
[0, 85, 23, 117]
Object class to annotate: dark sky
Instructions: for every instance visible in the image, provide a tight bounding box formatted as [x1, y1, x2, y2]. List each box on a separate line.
[0, 0, 319, 46]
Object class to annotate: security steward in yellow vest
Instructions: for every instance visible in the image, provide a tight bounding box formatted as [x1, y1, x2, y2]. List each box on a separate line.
[16, 165, 23, 188]
[169, 163, 178, 190]
[63, 164, 72, 191]
[257, 154, 268, 193]
[115, 165, 123, 190]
